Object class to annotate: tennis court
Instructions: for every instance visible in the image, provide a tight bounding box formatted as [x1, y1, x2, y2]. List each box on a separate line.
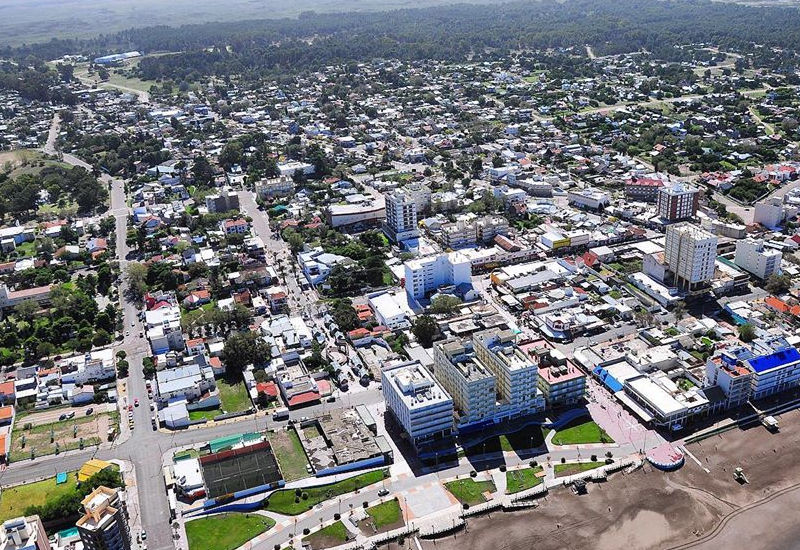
[200, 441, 282, 498]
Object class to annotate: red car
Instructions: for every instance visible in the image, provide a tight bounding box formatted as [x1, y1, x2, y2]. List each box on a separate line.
[134, 399, 140, 407]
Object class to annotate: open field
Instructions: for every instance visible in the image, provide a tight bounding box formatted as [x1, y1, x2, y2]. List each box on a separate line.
[0, 471, 78, 521]
[10, 412, 115, 462]
[263, 469, 387, 515]
[185, 513, 274, 550]
[269, 428, 309, 482]
[0, 150, 70, 180]
[423, 407, 800, 550]
[443, 478, 496, 505]
[460, 423, 545, 457]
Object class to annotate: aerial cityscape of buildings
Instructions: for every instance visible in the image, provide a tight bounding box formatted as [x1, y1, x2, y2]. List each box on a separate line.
[4, 3, 800, 549]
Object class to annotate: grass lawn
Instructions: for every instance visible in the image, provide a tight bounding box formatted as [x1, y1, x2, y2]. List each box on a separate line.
[188, 409, 220, 421]
[366, 499, 402, 528]
[505, 467, 544, 494]
[217, 378, 252, 413]
[462, 423, 545, 456]
[303, 521, 349, 548]
[553, 461, 606, 477]
[264, 470, 387, 515]
[268, 429, 309, 482]
[0, 472, 78, 521]
[550, 418, 614, 446]
[444, 478, 496, 505]
[185, 513, 274, 550]
[14, 241, 36, 258]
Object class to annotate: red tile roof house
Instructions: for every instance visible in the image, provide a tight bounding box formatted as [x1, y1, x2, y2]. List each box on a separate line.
[185, 338, 206, 355]
[221, 219, 249, 234]
[0, 381, 15, 406]
[183, 289, 211, 309]
[256, 381, 279, 398]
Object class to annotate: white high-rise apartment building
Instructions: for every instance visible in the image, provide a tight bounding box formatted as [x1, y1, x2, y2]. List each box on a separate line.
[734, 238, 782, 280]
[383, 189, 420, 243]
[665, 223, 717, 291]
[381, 360, 454, 451]
[432, 330, 545, 430]
[404, 252, 471, 300]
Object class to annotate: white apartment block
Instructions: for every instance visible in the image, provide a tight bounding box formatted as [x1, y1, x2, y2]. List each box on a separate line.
[383, 189, 421, 243]
[381, 361, 454, 451]
[475, 215, 509, 244]
[433, 339, 497, 427]
[404, 252, 472, 300]
[403, 182, 432, 213]
[665, 223, 717, 291]
[433, 330, 544, 430]
[473, 329, 544, 417]
[753, 198, 784, 228]
[734, 238, 782, 280]
[441, 220, 477, 250]
[255, 176, 295, 199]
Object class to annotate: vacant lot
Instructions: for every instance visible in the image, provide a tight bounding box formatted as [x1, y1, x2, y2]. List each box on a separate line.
[185, 513, 274, 550]
[550, 418, 614, 446]
[269, 429, 309, 482]
[218, 378, 251, 413]
[10, 412, 114, 462]
[188, 409, 219, 421]
[0, 472, 78, 521]
[444, 478, 496, 505]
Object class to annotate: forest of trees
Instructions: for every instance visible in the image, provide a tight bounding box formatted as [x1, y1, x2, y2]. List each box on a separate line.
[0, 165, 107, 220]
[4, 0, 800, 87]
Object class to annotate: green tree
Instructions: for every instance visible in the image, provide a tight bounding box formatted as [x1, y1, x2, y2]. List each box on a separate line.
[765, 273, 791, 295]
[411, 315, 438, 347]
[191, 155, 216, 187]
[126, 262, 149, 301]
[739, 323, 756, 343]
[222, 331, 271, 373]
[429, 295, 463, 315]
[14, 300, 39, 322]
